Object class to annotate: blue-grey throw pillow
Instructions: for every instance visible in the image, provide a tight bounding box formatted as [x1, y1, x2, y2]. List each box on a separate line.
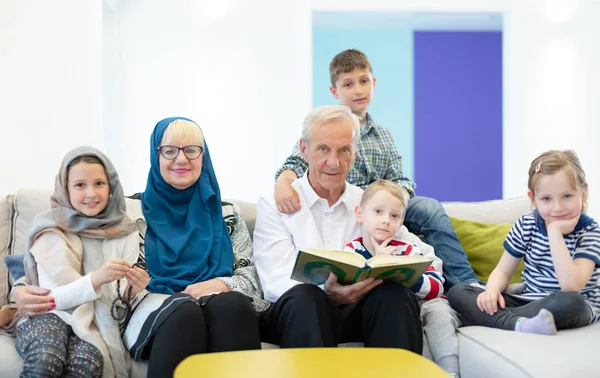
[4, 255, 26, 280]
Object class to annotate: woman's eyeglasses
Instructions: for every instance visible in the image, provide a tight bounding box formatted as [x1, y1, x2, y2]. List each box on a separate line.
[157, 145, 204, 160]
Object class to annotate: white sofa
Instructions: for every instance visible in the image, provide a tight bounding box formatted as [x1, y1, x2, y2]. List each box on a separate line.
[1, 189, 599, 378]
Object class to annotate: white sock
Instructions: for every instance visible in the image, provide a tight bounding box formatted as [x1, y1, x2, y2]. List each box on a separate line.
[515, 309, 557, 335]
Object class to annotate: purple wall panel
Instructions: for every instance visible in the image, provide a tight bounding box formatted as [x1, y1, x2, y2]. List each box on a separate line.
[414, 32, 503, 202]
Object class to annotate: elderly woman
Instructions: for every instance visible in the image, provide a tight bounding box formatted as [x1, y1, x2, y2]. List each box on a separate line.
[11, 117, 268, 377]
[124, 117, 267, 376]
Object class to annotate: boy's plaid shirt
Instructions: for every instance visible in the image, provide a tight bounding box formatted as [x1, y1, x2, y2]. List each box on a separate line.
[275, 113, 416, 196]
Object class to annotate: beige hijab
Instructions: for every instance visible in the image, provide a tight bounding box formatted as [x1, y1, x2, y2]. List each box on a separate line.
[24, 146, 138, 285]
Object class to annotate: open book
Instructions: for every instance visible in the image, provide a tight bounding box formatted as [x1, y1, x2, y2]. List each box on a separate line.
[290, 248, 432, 287]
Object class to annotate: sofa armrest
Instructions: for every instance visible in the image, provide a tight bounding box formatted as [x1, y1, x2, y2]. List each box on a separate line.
[0, 195, 13, 307]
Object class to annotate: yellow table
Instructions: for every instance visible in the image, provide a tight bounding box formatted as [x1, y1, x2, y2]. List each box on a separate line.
[174, 348, 448, 378]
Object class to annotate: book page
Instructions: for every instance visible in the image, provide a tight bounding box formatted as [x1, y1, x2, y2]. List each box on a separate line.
[367, 254, 431, 268]
[303, 248, 367, 268]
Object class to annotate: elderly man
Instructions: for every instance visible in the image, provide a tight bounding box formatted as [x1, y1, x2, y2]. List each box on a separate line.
[254, 105, 422, 351]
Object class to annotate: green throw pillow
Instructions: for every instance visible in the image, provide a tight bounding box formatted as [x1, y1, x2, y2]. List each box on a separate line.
[449, 217, 524, 284]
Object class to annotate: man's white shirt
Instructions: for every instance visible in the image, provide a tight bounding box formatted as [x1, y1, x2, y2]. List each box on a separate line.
[253, 175, 363, 302]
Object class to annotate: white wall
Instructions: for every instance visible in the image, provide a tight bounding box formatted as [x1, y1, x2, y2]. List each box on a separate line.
[2, 0, 599, 215]
[502, 0, 600, 214]
[107, 0, 312, 199]
[0, 0, 104, 194]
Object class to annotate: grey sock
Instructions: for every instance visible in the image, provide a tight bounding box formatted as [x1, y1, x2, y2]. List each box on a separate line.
[436, 355, 460, 376]
[515, 309, 557, 335]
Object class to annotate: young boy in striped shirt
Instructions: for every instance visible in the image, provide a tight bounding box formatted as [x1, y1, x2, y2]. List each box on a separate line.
[344, 180, 460, 377]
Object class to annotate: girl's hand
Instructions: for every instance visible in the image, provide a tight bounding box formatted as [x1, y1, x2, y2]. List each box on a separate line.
[124, 267, 150, 300]
[371, 236, 398, 256]
[14, 286, 55, 317]
[92, 258, 130, 290]
[477, 289, 505, 315]
[547, 216, 580, 236]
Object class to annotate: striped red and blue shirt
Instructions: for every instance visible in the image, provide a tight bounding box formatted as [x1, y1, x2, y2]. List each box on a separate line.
[343, 237, 443, 300]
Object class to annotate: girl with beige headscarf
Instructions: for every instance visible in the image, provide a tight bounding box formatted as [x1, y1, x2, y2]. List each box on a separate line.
[15, 146, 147, 378]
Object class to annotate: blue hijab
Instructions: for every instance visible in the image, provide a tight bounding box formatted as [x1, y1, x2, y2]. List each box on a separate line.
[142, 117, 233, 294]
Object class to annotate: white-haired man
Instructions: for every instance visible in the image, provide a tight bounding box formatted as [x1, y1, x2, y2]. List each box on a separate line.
[254, 105, 422, 351]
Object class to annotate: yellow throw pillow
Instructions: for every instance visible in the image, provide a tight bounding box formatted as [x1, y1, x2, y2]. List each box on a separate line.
[449, 217, 524, 284]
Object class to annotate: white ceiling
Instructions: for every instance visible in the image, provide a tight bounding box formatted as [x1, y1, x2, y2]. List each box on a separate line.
[312, 11, 503, 31]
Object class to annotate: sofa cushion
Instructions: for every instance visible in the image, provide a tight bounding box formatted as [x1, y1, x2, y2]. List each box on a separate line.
[224, 198, 256, 237]
[124, 196, 146, 235]
[442, 196, 532, 225]
[0, 335, 22, 377]
[457, 323, 600, 377]
[450, 217, 524, 283]
[4, 255, 25, 281]
[457, 330, 529, 378]
[8, 189, 53, 260]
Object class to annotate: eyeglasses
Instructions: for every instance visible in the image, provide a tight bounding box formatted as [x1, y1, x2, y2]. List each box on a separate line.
[157, 145, 204, 160]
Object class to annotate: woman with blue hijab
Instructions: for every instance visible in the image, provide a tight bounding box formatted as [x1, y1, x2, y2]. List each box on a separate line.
[124, 117, 267, 377]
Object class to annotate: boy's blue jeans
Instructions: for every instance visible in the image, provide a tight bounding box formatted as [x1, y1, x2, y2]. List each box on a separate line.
[404, 196, 482, 290]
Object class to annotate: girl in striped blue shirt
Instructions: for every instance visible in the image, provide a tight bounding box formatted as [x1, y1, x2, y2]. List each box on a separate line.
[448, 150, 600, 334]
